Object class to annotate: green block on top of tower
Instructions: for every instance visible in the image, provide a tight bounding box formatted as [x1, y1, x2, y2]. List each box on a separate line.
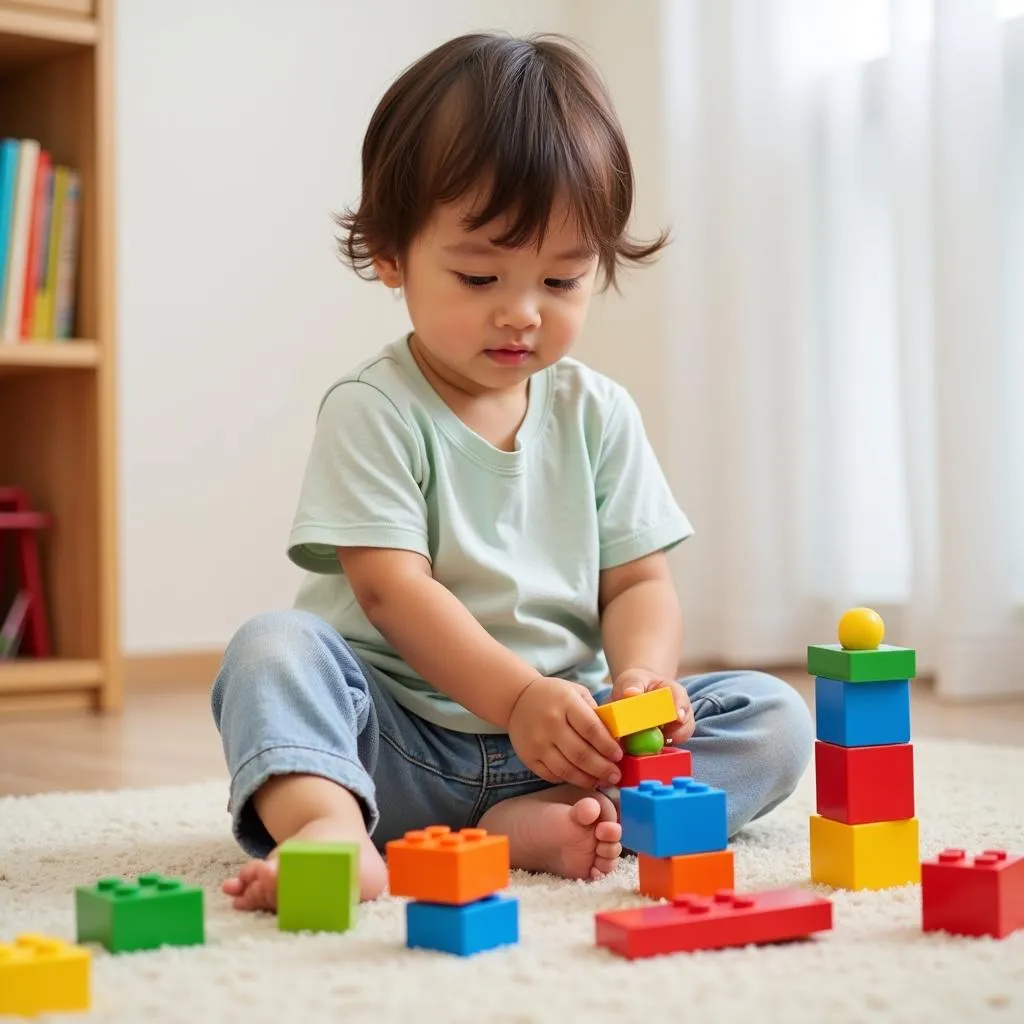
[808, 607, 916, 682]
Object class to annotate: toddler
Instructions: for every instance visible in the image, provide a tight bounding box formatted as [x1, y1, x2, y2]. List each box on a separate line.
[211, 31, 813, 910]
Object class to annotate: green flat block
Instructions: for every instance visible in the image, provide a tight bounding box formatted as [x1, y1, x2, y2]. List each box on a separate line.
[807, 644, 916, 682]
[76, 874, 204, 953]
[278, 840, 359, 933]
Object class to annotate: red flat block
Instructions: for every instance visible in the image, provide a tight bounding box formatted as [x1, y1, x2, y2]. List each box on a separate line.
[595, 888, 832, 959]
[815, 740, 914, 824]
[618, 748, 692, 789]
[922, 848, 1024, 938]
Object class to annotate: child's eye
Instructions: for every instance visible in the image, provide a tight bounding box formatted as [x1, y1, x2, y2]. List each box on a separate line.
[545, 277, 581, 292]
[455, 273, 496, 288]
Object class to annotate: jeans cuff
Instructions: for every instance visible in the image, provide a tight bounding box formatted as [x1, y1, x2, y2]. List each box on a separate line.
[230, 744, 379, 858]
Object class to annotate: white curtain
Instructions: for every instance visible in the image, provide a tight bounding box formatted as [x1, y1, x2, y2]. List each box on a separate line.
[632, 0, 1024, 698]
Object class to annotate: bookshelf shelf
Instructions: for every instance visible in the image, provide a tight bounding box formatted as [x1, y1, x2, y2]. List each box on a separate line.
[0, 338, 99, 369]
[0, 7, 96, 73]
[0, 656, 101, 693]
[0, 0, 119, 715]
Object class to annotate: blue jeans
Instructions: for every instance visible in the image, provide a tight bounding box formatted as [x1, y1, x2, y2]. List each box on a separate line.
[210, 610, 813, 858]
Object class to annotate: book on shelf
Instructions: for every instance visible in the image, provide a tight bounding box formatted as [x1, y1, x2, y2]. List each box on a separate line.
[0, 138, 81, 345]
[0, 591, 31, 659]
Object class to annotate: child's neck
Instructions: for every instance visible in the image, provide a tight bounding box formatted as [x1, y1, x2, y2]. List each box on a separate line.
[409, 336, 529, 452]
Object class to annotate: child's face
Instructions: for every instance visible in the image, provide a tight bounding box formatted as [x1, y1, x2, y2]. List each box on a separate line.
[376, 193, 599, 395]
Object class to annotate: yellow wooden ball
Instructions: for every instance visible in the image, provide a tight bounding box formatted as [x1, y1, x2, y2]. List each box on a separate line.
[838, 607, 885, 650]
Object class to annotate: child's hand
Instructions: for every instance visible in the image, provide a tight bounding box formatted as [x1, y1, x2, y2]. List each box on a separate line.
[611, 668, 695, 745]
[507, 677, 623, 789]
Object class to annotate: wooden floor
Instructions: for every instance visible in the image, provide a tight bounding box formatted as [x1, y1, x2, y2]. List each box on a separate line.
[0, 671, 1022, 797]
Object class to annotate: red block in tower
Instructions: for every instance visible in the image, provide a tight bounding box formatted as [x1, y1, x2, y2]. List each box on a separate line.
[814, 740, 915, 825]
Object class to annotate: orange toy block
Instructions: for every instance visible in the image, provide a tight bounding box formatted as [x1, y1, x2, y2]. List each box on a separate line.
[596, 687, 677, 739]
[638, 849, 735, 900]
[386, 826, 509, 905]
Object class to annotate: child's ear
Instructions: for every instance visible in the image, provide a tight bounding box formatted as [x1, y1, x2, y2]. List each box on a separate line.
[373, 252, 403, 289]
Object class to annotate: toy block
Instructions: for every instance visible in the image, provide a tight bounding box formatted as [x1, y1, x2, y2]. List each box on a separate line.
[386, 826, 509, 905]
[76, 874, 204, 952]
[596, 687, 676, 739]
[807, 643, 916, 682]
[638, 849, 735, 900]
[0, 934, 90, 1017]
[620, 778, 727, 858]
[618, 747, 692, 789]
[278, 839, 359, 933]
[595, 888, 832, 959]
[810, 814, 920, 890]
[815, 740, 914, 824]
[406, 894, 519, 956]
[922, 848, 1024, 938]
[814, 676, 910, 747]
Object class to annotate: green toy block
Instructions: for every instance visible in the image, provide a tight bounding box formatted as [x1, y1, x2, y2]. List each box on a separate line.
[807, 644, 916, 683]
[75, 875, 204, 953]
[278, 839, 359, 933]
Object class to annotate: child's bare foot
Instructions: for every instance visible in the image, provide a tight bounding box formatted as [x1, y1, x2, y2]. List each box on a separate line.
[478, 785, 622, 880]
[222, 818, 388, 912]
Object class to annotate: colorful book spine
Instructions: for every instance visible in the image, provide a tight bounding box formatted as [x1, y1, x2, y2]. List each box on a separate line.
[0, 138, 20, 329]
[0, 137, 80, 342]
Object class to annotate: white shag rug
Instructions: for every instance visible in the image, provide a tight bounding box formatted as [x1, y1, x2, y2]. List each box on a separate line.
[1, 738, 1023, 1024]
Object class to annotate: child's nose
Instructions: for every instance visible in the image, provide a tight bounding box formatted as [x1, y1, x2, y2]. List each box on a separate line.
[494, 297, 541, 331]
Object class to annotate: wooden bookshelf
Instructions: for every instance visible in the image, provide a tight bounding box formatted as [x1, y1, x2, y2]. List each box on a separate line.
[0, 0, 120, 714]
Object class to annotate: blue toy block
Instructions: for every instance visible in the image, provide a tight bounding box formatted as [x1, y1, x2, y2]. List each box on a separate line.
[814, 676, 911, 747]
[620, 777, 728, 858]
[405, 894, 518, 956]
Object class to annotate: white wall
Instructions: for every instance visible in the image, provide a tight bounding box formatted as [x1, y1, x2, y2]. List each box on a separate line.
[115, 0, 671, 653]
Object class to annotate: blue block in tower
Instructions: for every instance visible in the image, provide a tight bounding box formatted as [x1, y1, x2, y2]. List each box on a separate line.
[814, 676, 910, 747]
[620, 777, 728, 858]
[405, 894, 518, 957]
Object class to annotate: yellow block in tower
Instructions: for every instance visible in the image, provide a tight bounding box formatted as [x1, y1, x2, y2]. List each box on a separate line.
[595, 687, 676, 739]
[810, 815, 920, 890]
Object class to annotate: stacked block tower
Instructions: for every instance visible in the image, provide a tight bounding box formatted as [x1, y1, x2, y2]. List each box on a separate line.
[386, 826, 518, 956]
[808, 607, 920, 890]
[598, 688, 733, 898]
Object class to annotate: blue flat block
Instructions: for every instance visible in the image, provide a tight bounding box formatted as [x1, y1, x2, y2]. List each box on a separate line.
[405, 894, 518, 956]
[814, 676, 911, 747]
[620, 777, 728, 857]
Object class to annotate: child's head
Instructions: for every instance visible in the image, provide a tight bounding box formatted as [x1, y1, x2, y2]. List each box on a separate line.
[337, 32, 667, 393]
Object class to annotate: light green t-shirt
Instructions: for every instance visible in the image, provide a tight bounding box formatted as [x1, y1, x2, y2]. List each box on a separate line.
[288, 335, 694, 733]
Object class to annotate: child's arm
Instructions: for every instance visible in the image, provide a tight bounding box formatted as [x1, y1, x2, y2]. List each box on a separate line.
[599, 551, 694, 743]
[339, 546, 623, 788]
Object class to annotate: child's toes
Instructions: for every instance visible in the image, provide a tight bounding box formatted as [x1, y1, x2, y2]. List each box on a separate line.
[595, 820, 622, 844]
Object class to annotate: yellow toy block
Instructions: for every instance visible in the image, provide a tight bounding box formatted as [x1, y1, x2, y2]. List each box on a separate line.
[810, 815, 920, 890]
[0, 934, 90, 1017]
[596, 687, 677, 739]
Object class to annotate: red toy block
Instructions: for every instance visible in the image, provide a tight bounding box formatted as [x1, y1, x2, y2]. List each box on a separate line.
[815, 740, 915, 824]
[922, 848, 1024, 938]
[618, 748, 692, 789]
[595, 887, 832, 959]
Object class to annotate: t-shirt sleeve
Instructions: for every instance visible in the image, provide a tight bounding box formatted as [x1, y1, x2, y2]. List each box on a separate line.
[594, 385, 694, 569]
[287, 381, 429, 574]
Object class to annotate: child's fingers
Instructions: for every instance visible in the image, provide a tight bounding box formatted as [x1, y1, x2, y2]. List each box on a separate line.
[569, 700, 623, 762]
[547, 746, 602, 789]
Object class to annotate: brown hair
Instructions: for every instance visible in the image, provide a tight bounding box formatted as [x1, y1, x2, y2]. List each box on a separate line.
[335, 32, 668, 291]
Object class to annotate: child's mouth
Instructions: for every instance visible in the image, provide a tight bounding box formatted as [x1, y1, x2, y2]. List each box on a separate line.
[485, 348, 531, 366]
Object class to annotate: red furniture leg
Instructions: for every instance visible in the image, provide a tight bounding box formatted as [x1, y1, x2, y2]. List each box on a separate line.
[0, 487, 52, 657]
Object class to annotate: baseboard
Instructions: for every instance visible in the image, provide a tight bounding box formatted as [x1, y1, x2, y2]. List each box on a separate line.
[124, 650, 224, 691]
